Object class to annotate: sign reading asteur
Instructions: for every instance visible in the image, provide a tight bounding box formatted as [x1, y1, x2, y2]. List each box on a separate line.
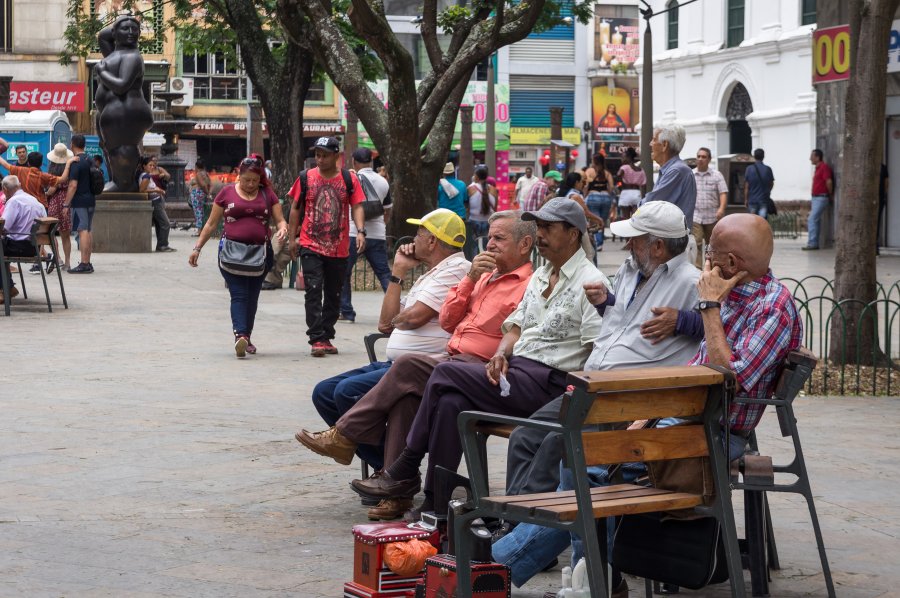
[9, 82, 86, 111]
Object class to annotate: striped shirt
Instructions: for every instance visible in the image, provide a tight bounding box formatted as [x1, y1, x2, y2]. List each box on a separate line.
[521, 180, 550, 212]
[385, 252, 471, 360]
[689, 271, 802, 433]
[692, 168, 728, 225]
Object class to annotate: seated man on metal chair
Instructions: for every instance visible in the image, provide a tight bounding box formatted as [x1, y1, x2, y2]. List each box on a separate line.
[493, 212, 802, 595]
[297, 208, 470, 471]
[296, 211, 536, 520]
[0, 175, 47, 305]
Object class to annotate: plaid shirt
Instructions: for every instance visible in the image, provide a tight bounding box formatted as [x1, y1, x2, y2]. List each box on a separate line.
[521, 180, 550, 212]
[689, 271, 802, 433]
[692, 168, 728, 225]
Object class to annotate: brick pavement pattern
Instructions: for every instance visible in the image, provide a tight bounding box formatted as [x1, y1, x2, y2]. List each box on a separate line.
[1, 230, 899, 597]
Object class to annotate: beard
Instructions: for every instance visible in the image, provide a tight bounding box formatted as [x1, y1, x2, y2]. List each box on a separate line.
[631, 244, 655, 277]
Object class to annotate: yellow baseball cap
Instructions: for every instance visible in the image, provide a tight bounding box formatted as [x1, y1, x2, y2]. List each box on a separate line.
[407, 208, 467, 248]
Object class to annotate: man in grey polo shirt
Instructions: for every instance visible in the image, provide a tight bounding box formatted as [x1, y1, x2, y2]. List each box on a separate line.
[495, 201, 704, 591]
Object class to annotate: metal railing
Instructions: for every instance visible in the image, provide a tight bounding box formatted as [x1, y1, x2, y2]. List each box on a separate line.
[768, 211, 800, 239]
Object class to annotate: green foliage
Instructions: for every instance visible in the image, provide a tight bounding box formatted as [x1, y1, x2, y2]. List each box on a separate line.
[60, 0, 165, 64]
[437, 6, 473, 35]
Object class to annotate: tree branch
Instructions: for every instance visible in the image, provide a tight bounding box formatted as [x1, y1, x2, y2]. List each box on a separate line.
[420, 0, 443, 71]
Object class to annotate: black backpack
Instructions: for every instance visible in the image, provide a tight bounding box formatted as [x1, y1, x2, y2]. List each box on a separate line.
[81, 154, 104, 196]
[293, 167, 354, 222]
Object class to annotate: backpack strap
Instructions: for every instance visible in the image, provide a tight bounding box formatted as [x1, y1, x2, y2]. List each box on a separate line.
[341, 168, 354, 197]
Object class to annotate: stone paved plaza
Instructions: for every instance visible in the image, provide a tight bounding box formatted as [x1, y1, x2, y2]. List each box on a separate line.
[2, 230, 900, 597]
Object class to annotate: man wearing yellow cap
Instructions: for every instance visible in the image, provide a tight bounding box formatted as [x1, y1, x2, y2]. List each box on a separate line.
[300, 209, 470, 470]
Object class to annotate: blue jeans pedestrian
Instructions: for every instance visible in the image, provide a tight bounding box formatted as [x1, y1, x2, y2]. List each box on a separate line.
[219, 242, 273, 337]
[311, 361, 392, 469]
[492, 428, 749, 588]
[586, 192, 613, 248]
[748, 202, 767, 220]
[340, 237, 391, 321]
[807, 194, 829, 248]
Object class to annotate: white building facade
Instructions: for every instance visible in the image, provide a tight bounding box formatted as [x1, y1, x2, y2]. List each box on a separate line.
[638, 0, 818, 201]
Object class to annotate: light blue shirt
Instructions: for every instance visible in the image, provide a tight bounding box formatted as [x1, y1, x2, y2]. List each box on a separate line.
[642, 155, 697, 225]
[2, 190, 46, 240]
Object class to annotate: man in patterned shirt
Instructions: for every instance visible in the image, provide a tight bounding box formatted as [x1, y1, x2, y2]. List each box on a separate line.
[350, 197, 606, 516]
[520, 170, 562, 212]
[691, 147, 728, 268]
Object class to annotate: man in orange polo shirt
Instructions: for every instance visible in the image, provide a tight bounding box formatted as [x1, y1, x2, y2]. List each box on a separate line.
[0, 142, 71, 209]
[295, 210, 536, 520]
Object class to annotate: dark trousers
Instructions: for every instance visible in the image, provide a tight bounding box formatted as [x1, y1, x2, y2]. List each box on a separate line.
[311, 361, 392, 469]
[219, 243, 272, 337]
[405, 356, 567, 494]
[2, 238, 36, 288]
[506, 394, 565, 495]
[338, 353, 484, 470]
[300, 248, 347, 344]
[151, 198, 170, 249]
[340, 237, 391, 320]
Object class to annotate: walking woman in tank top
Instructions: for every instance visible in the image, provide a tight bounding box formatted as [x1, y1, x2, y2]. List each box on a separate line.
[616, 147, 646, 221]
[584, 153, 617, 250]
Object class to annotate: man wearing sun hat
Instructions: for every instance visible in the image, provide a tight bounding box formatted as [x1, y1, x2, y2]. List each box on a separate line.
[297, 208, 469, 469]
[437, 161, 467, 219]
[351, 197, 605, 517]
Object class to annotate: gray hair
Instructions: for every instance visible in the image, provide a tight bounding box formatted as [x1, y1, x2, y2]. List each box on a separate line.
[655, 123, 686, 154]
[648, 233, 690, 257]
[1, 175, 21, 193]
[489, 210, 537, 245]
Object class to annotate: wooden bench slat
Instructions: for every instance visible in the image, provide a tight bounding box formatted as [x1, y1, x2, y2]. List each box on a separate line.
[568, 366, 725, 393]
[583, 386, 708, 424]
[583, 425, 709, 466]
[485, 484, 670, 506]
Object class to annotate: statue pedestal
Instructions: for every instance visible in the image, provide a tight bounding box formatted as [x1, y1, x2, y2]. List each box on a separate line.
[92, 195, 153, 253]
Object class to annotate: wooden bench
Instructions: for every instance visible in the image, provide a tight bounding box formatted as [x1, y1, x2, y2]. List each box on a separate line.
[0, 217, 68, 316]
[453, 365, 747, 598]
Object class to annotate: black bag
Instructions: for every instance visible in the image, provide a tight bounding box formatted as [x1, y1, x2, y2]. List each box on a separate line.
[612, 513, 729, 590]
[89, 165, 105, 196]
[219, 238, 266, 276]
[357, 172, 386, 220]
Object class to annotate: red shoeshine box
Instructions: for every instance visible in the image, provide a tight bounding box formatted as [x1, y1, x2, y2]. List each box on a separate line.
[348, 522, 440, 596]
[424, 554, 510, 597]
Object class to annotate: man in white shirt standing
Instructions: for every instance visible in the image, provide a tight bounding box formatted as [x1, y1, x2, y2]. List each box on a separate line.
[691, 147, 728, 268]
[1, 175, 47, 304]
[514, 166, 537, 206]
[340, 148, 392, 322]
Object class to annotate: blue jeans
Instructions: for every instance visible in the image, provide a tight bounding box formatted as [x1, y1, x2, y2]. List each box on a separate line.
[219, 243, 273, 337]
[807, 195, 829, 248]
[492, 429, 749, 587]
[340, 237, 391, 320]
[586, 192, 613, 248]
[748, 202, 767, 220]
[311, 361, 392, 469]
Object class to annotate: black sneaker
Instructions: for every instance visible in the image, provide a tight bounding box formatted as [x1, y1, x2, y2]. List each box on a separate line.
[69, 263, 94, 274]
[156, 246, 177, 253]
[29, 263, 42, 275]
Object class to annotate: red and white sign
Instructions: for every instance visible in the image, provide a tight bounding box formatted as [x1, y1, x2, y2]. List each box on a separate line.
[188, 121, 344, 137]
[9, 82, 86, 112]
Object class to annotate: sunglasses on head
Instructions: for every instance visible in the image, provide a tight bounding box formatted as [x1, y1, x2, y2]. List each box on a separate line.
[242, 157, 263, 167]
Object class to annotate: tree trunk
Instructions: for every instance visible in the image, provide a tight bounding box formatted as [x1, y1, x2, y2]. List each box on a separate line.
[829, 0, 900, 365]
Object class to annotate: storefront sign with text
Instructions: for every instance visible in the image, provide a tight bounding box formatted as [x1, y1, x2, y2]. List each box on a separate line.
[813, 25, 851, 84]
[9, 82, 86, 112]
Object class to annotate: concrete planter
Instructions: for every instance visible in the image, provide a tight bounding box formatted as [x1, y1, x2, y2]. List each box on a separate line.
[91, 195, 154, 253]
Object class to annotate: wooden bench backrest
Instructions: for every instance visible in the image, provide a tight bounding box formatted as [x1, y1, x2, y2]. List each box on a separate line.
[565, 366, 729, 467]
[32, 217, 59, 246]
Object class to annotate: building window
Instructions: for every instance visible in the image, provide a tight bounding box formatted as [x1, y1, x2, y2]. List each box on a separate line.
[726, 0, 745, 48]
[306, 80, 325, 103]
[801, 0, 816, 25]
[182, 48, 250, 101]
[666, 1, 679, 50]
[1, 0, 12, 52]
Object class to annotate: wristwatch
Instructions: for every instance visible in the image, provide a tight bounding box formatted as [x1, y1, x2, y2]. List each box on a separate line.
[358, 229, 367, 236]
[696, 300, 721, 312]
[389, 275, 402, 285]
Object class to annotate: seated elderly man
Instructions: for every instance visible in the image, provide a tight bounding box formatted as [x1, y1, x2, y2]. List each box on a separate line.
[0, 175, 47, 304]
[296, 211, 536, 520]
[350, 198, 608, 516]
[493, 213, 802, 594]
[304, 208, 469, 469]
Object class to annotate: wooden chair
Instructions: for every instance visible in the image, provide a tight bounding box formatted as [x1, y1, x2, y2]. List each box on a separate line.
[453, 365, 746, 598]
[0, 217, 68, 316]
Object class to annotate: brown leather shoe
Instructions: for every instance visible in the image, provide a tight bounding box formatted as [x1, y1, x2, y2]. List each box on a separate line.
[350, 471, 421, 500]
[367, 498, 414, 521]
[294, 427, 356, 466]
[0, 286, 19, 304]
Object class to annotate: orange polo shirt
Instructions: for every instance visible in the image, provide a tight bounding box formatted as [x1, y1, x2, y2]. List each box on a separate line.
[440, 261, 534, 361]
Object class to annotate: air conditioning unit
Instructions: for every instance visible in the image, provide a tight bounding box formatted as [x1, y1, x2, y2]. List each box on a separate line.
[170, 77, 195, 107]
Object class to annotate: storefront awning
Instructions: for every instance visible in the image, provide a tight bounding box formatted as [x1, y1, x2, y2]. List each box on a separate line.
[183, 120, 344, 138]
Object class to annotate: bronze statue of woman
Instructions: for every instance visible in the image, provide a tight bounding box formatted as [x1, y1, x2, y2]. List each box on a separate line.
[94, 15, 154, 192]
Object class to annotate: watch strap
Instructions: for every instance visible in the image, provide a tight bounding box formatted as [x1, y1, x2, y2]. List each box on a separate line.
[389, 275, 402, 285]
[696, 300, 722, 311]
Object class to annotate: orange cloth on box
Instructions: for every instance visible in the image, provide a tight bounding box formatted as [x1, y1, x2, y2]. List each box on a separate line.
[383, 538, 438, 577]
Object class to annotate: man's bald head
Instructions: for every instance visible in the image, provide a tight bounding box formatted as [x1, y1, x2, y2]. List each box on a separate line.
[709, 214, 773, 281]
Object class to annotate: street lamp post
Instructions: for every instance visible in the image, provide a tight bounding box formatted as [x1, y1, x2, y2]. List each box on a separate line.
[640, 3, 654, 192]
[486, 54, 496, 177]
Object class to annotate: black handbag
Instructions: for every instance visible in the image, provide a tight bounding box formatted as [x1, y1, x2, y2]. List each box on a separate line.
[613, 513, 729, 590]
[219, 238, 266, 276]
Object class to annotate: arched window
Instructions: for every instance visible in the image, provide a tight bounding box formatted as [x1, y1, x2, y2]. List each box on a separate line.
[667, 1, 679, 50]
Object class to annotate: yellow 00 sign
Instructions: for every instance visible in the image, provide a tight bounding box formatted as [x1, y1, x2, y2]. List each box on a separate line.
[813, 26, 851, 83]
